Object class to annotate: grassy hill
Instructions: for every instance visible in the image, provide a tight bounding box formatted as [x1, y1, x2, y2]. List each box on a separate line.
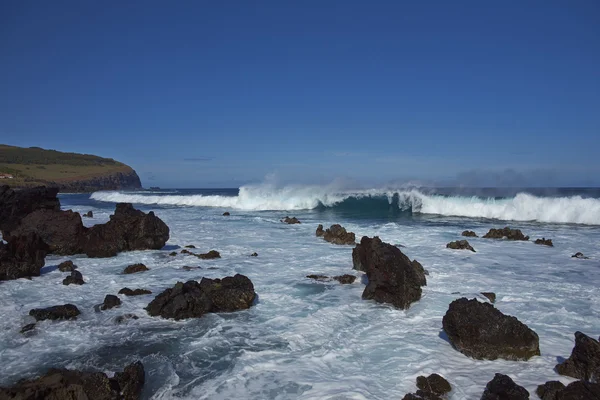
[0, 144, 142, 192]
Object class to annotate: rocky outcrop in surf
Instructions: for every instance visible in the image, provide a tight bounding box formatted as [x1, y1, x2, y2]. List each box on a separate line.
[402, 373, 452, 399]
[352, 236, 426, 309]
[461, 230, 478, 237]
[119, 288, 152, 296]
[534, 238, 553, 247]
[481, 374, 529, 400]
[483, 227, 529, 241]
[442, 298, 540, 360]
[101, 294, 121, 310]
[29, 304, 80, 321]
[3, 191, 170, 258]
[555, 331, 600, 381]
[536, 380, 600, 400]
[123, 263, 149, 274]
[146, 274, 256, 320]
[446, 240, 475, 252]
[0, 361, 145, 400]
[281, 216, 301, 224]
[316, 224, 356, 245]
[0, 233, 48, 281]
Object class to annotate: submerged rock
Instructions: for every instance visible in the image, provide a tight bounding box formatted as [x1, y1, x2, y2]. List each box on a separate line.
[316, 224, 324, 237]
[182, 266, 201, 271]
[115, 314, 139, 324]
[0, 233, 48, 281]
[319, 224, 356, 245]
[101, 295, 122, 310]
[20, 323, 36, 334]
[83, 210, 93, 218]
[442, 298, 540, 360]
[483, 227, 529, 241]
[572, 252, 589, 259]
[250, 252, 258, 257]
[281, 216, 301, 224]
[555, 331, 600, 381]
[352, 236, 426, 309]
[58, 260, 77, 272]
[307, 274, 329, 281]
[169, 251, 177, 256]
[123, 263, 149, 274]
[446, 240, 475, 252]
[119, 288, 152, 296]
[29, 304, 80, 321]
[333, 274, 356, 284]
[195, 250, 220, 259]
[146, 274, 256, 320]
[481, 374, 529, 400]
[462, 230, 478, 237]
[223, 212, 230, 216]
[0, 361, 145, 400]
[537, 380, 600, 399]
[534, 238, 553, 247]
[481, 292, 497, 303]
[184, 245, 196, 249]
[62, 270, 85, 285]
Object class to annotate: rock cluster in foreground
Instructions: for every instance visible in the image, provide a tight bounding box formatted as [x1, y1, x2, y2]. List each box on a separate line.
[481, 374, 529, 399]
[146, 274, 256, 320]
[555, 331, 600, 381]
[0, 233, 48, 281]
[442, 298, 540, 360]
[536, 380, 600, 399]
[316, 224, 356, 245]
[353, 236, 426, 309]
[0, 361, 145, 400]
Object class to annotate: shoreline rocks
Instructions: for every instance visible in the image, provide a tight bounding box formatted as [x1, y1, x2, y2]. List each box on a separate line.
[483, 227, 529, 241]
[101, 294, 121, 310]
[146, 274, 256, 320]
[29, 304, 80, 321]
[481, 374, 529, 400]
[119, 288, 152, 296]
[403, 373, 452, 400]
[306, 274, 357, 284]
[572, 252, 589, 259]
[281, 216, 301, 224]
[462, 230, 478, 237]
[0, 233, 48, 281]
[446, 240, 475, 252]
[58, 260, 77, 272]
[353, 236, 426, 309]
[62, 270, 85, 285]
[442, 298, 540, 360]
[123, 263, 149, 274]
[555, 331, 600, 381]
[316, 224, 356, 245]
[0, 361, 145, 400]
[534, 238, 553, 247]
[537, 380, 600, 399]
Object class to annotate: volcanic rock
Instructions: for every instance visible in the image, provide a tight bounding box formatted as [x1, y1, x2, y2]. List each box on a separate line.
[320, 224, 356, 245]
[0, 233, 48, 281]
[462, 230, 478, 237]
[333, 274, 356, 284]
[184, 245, 196, 248]
[62, 270, 85, 285]
[100, 295, 121, 310]
[250, 252, 258, 257]
[536, 381, 565, 400]
[281, 216, 301, 224]
[481, 292, 497, 303]
[29, 304, 80, 321]
[481, 374, 529, 400]
[196, 250, 221, 259]
[572, 252, 589, 259]
[352, 236, 426, 309]
[316, 224, 324, 237]
[442, 298, 540, 360]
[446, 240, 475, 252]
[146, 274, 256, 320]
[119, 288, 152, 296]
[115, 314, 139, 324]
[0, 185, 60, 234]
[555, 331, 600, 381]
[20, 324, 36, 334]
[307, 274, 329, 281]
[483, 227, 529, 241]
[58, 260, 77, 272]
[223, 212, 230, 216]
[123, 263, 149, 274]
[83, 211, 93, 218]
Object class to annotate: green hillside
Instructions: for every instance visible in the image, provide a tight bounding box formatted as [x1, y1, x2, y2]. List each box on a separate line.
[0, 144, 141, 191]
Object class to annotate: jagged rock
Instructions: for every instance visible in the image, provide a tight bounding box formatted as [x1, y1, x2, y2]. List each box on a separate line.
[534, 238, 553, 247]
[412, 259, 428, 286]
[58, 260, 77, 272]
[442, 298, 540, 360]
[119, 288, 152, 296]
[223, 212, 230, 216]
[0, 233, 48, 281]
[333, 274, 356, 284]
[20, 323, 36, 334]
[82, 203, 169, 258]
[196, 250, 220, 259]
[307, 274, 329, 281]
[100, 295, 121, 310]
[446, 240, 476, 252]
[29, 304, 80, 321]
[536, 381, 565, 400]
[316, 224, 324, 237]
[0, 361, 145, 400]
[556, 331, 600, 381]
[123, 263, 149, 274]
[320, 224, 356, 245]
[83, 211, 93, 218]
[0, 185, 60, 234]
[544, 380, 600, 399]
[483, 227, 529, 241]
[352, 236, 426, 309]
[572, 252, 589, 259]
[184, 245, 196, 248]
[182, 266, 201, 271]
[146, 274, 256, 320]
[62, 270, 85, 285]
[250, 252, 258, 257]
[181, 249, 192, 254]
[481, 292, 496, 303]
[481, 374, 529, 400]
[462, 230, 478, 237]
[281, 216, 301, 224]
[115, 314, 139, 324]
[416, 374, 452, 396]
[169, 251, 177, 256]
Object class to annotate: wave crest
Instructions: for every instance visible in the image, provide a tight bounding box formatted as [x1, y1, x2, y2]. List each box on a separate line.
[90, 185, 600, 225]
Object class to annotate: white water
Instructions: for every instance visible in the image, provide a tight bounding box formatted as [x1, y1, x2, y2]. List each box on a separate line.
[91, 185, 600, 225]
[0, 199, 599, 399]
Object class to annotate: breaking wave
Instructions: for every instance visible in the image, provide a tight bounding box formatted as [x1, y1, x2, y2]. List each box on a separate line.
[90, 185, 600, 225]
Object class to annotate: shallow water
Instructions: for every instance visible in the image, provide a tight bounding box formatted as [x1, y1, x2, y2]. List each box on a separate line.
[1, 191, 599, 399]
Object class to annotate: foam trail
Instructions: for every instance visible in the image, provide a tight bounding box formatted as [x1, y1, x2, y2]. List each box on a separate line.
[91, 185, 600, 225]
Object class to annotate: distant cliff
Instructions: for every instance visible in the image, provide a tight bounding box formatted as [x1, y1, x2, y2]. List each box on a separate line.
[0, 144, 142, 192]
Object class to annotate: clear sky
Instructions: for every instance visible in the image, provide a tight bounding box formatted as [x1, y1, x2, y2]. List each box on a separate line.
[1, 1, 599, 188]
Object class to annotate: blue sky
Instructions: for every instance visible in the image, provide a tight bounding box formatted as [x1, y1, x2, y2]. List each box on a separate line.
[1, 1, 599, 187]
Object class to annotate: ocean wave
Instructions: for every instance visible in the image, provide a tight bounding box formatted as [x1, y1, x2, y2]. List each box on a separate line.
[90, 185, 600, 225]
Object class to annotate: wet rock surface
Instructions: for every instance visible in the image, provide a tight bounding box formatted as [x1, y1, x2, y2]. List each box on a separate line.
[462, 230, 478, 237]
[318, 224, 356, 245]
[446, 240, 475, 252]
[101, 294, 122, 310]
[119, 288, 152, 296]
[281, 216, 301, 224]
[0, 233, 48, 281]
[483, 227, 529, 241]
[62, 270, 85, 285]
[534, 238, 553, 247]
[555, 331, 600, 381]
[29, 304, 80, 321]
[481, 373, 529, 400]
[442, 298, 540, 360]
[123, 263, 149, 274]
[58, 260, 77, 272]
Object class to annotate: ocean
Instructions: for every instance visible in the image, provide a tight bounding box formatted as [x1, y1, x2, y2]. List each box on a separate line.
[1, 185, 599, 399]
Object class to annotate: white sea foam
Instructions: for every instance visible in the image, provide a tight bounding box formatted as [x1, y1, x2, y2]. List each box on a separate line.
[90, 185, 600, 225]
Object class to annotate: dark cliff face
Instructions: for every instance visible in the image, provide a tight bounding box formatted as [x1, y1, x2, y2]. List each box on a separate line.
[57, 169, 142, 192]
